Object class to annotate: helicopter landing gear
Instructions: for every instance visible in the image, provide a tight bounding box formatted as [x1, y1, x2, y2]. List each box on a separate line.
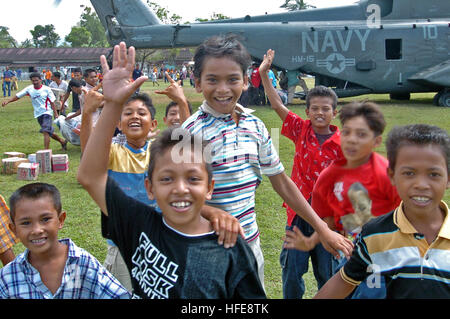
[437, 89, 450, 107]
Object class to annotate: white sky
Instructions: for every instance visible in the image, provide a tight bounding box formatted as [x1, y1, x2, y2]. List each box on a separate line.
[2, 0, 358, 44]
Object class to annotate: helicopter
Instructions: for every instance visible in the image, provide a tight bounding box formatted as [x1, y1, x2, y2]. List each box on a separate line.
[90, 0, 450, 106]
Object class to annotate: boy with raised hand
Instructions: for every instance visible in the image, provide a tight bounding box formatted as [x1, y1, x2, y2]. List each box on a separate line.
[260, 49, 344, 299]
[180, 35, 353, 288]
[80, 83, 159, 292]
[0, 183, 129, 299]
[156, 71, 192, 127]
[1, 72, 67, 151]
[77, 42, 265, 298]
[285, 101, 401, 298]
[315, 124, 450, 299]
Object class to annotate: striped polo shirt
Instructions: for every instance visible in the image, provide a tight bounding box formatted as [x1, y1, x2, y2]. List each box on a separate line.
[182, 101, 284, 242]
[341, 201, 450, 298]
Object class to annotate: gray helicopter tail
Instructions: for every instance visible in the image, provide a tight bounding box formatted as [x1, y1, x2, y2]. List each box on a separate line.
[90, 0, 161, 44]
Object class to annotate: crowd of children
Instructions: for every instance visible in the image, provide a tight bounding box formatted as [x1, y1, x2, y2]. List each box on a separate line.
[0, 36, 448, 300]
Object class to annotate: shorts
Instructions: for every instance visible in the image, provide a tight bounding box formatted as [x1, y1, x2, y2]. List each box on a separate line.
[37, 114, 54, 135]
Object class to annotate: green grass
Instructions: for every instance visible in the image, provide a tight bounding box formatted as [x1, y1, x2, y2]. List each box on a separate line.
[0, 79, 449, 299]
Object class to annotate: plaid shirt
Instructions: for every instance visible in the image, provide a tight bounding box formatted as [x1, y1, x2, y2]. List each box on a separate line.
[0, 238, 130, 299]
[0, 195, 18, 254]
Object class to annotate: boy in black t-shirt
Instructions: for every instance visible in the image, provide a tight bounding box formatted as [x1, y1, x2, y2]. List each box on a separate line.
[77, 42, 265, 299]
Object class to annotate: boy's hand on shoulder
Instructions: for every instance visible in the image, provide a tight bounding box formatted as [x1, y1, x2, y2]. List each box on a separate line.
[210, 210, 245, 249]
[155, 71, 188, 105]
[100, 42, 148, 106]
[83, 83, 104, 114]
[259, 49, 275, 74]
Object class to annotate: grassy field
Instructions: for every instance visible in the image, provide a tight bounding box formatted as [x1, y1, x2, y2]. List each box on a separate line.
[0, 79, 449, 299]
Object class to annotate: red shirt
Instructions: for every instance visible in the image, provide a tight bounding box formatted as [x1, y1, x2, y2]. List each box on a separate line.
[311, 152, 401, 232]
[251, 67, 261, 88]
[281, 111, 343, 226]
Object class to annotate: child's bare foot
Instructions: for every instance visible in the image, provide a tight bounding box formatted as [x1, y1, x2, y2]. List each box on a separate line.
[61, 140, 68, 151]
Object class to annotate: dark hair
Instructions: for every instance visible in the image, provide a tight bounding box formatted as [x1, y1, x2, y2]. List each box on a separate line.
[83, 68, 97, 78]
[68, 79, 83, 88]
[165, 101, 193, 117]
[9, 183, 62, 222]
[52, 71, 61, 79]
[125, 93, 156, 120]
[73, 67, 82, 74]
[193, 35, 252, 79]
[29, 72, 41, 80]
[386, 124, 450, 174]
[147, 127, 213, 183]
[339, 101, 386, 136]
[306, 85, 338, 110]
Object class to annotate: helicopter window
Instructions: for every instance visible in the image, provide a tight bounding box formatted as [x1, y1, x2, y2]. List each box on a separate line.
[385, 39, 402, 60]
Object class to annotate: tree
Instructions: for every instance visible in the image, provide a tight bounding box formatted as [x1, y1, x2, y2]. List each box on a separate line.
[0, 26, 17, 48]
[65, 26, 92, 47]
[195, 12, 230, 22]
[19, 39, 34, 48]
[146, 1, 182, 24]
[30, 24, 60, 48]
[79, 6, 108, 47]
[280, 0, 316, 11]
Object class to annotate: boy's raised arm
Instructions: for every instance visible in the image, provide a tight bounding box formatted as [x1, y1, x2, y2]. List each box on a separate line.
[80, 83, 104, 153]
[155, 72, 191, 123]
[77, 42, 147, 215]
[259, 49, 289, 122]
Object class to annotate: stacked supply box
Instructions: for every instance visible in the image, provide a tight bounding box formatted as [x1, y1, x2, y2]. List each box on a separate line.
[3, 152, 26, 159]
[28, 154, 37, 163]
[52, 154, 69, 173]
[36, 150, 53, 174]
[2, 157, 29, 175]
[17, 163, 40, 181]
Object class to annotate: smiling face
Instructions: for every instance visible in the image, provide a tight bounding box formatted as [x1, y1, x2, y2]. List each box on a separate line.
[305, 96, 337, 134]
[164, 104, 181, 127]
[84, 71, 98, 87]
[145, 146, 214, 234]
[340, 116, 382, 168]
[194, 56, 248, 116]
[388, 144, 449, 218]
[119, 99, 156, 147]
[10, 196, 66, 258]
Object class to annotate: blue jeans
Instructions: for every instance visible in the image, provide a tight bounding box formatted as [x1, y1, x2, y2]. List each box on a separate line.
[2, 81, 11, 97]
[280, 215, 333, 299]
[332, 250, 386, 299]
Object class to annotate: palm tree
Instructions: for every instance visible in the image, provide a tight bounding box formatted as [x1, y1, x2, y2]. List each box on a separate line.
[0, 26, 17, 48]
[280, 0, 316, 11]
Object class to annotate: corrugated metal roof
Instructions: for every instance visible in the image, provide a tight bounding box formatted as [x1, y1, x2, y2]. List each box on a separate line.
[0, 47, 112, 67]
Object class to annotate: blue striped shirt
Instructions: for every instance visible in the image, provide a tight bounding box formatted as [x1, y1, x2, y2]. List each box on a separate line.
[341, 201, 450, 298]
[182, 102, 284, 242]
[0, 238, 130, 299]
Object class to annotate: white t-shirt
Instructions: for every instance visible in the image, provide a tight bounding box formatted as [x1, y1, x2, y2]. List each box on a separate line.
[16, 85, 56, 118]
[49, 80, 69, 109]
